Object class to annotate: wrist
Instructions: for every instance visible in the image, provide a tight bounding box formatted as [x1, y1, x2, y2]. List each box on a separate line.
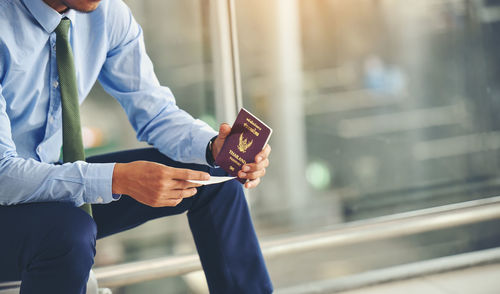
[112, 163, 128, 194]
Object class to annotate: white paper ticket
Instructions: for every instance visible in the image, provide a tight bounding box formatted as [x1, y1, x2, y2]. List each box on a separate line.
[187, 176, 236, 185]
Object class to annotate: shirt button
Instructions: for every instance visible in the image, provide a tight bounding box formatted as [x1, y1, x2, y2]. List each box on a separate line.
[36, 146, 42, 153]
[53, 81, 59, 88]
[96, 197, 104, 203]
[48, 116, 54, 123]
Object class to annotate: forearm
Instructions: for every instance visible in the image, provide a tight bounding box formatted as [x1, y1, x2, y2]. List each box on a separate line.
[134, 105, 217, 165]
[0, 155, 115, 206]
[102, 82, 217, 165]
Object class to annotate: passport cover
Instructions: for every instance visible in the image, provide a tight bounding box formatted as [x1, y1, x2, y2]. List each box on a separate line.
[215, 108, 273, 183]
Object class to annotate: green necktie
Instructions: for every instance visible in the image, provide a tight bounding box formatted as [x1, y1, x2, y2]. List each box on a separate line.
[55, 18, 92, 216]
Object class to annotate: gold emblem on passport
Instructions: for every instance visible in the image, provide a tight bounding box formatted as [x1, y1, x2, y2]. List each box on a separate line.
[237, 133, 253, 153]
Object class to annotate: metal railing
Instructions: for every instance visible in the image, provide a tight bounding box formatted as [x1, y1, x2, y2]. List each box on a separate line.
[276, 246, 500, 294]
[94, 195, 500, 287]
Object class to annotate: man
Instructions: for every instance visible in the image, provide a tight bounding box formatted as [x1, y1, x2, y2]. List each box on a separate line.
[0, 0, 273, 293]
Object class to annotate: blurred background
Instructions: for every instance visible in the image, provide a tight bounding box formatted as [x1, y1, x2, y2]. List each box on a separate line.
[80, 0, 500, 292]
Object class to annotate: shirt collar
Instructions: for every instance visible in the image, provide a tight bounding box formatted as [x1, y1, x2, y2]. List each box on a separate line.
[21, 0, 77, 33]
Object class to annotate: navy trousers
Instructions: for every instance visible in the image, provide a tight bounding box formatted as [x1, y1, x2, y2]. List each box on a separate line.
[0, 148, 273, 294]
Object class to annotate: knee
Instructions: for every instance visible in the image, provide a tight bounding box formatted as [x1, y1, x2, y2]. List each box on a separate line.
[57, 206, 96, 252]
[217, 179, 246, 207]
[13, 203, 97, 286]
[189, 179, 246, 213]
[42, 204, 97, 269]
[225, 179, 245, 197]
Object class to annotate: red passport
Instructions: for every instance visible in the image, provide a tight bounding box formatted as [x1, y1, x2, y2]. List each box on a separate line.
[215, 108, 273, 184]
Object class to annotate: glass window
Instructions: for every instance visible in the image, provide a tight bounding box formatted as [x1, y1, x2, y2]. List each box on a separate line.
[235, 0, 500, 290]
[236, 0, 500, 224]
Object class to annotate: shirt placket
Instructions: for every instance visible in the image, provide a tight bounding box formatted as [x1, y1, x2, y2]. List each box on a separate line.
[39, 32, 62, 162]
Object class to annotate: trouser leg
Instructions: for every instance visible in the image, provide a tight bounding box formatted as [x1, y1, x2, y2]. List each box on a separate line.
[0, 202, 97, 294]
[88, 148, 273, 293]
[186, 173, 273, 293]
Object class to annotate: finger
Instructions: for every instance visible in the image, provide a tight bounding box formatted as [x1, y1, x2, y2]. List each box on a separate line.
[239, 168, 266, 180]
[245, 177, 261, 189]
[218, 123, 232, 140]
[164, 187, 198, 199]
[164, 198, 183, 207]
[173, 168, 210, 181]
[180, 187, 198, 198]
[255, 145, 272, 163]
[172, 180, 202, 189]
[149, 197, 182, 207]
[241, 158, 269, 173]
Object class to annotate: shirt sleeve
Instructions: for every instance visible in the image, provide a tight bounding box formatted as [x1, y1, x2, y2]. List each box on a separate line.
[98, 0, 217, 166]
[0, 84, 116, 206]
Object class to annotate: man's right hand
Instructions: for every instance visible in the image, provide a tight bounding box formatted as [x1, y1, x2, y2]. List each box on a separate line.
[111, 161, 210, 207]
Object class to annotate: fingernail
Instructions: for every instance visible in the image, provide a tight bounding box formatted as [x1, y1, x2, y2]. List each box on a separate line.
[204, 174, 210, 180]
[240, 172, 246, 177]
[243, 166, 250, 172]
[256, 156, 262, 162]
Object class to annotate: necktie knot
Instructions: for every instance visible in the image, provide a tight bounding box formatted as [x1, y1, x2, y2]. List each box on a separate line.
[55, 18, 71, 39]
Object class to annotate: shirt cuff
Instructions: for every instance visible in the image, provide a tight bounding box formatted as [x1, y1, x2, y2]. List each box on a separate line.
[192, 127, 218, 165]
[83, 162, 117, 204]
[205, 135, 218, 167]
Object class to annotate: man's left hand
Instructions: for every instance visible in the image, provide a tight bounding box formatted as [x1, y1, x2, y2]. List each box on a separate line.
[212, 123, 271, 189]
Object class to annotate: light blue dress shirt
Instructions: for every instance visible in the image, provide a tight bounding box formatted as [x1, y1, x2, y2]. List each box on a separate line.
[0, 0, 217, 207]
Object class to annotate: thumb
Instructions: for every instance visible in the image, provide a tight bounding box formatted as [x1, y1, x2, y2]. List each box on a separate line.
[218, 123, 231, 140]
